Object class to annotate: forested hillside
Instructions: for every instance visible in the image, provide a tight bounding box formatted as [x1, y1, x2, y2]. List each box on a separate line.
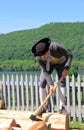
[0, 22, 84, 71]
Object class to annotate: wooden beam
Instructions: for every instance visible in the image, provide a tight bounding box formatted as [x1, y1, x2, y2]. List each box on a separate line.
[0, 118, 16, 130]
[0, 110, 70, 130]
[42, 112, 69, 130]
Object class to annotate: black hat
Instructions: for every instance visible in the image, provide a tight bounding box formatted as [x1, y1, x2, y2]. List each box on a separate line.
[32, 38, 51, 56]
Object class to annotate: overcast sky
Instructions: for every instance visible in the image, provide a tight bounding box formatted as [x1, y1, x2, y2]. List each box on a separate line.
[0, 0, 84, 34]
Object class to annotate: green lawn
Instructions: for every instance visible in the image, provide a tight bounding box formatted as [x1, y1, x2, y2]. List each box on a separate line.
[70, 121, 84, 129]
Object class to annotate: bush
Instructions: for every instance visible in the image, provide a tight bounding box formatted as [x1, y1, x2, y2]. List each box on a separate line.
[69, 67, 78, 77]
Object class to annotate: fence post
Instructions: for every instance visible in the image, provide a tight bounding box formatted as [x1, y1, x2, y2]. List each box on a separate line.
[72, 74, 76, 121]
[16, 74, 20, 110]
[25, 74, 29, 110]
[66, 76, 70, 113]
[7, 74, 11, 110]
[20, 74, 25, 110]
[29, 75, 34, 111]
[34, 75, 39, 109]
[11, 74, 15, 110]
[77, 74, 82, 122]
[0, 81, 3, 108]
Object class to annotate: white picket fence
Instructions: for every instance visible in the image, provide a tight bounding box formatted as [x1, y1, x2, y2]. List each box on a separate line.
[0, 73, 84, 122]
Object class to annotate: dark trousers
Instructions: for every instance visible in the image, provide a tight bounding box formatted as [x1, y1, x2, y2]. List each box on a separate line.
[39, 61, 66, 88]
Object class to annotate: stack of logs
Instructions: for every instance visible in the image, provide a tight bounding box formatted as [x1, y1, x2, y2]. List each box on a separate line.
[0, 110, 70, 130]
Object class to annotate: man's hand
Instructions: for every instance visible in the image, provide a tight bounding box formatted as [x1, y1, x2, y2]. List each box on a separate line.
[62, 69, 68, 80]
[49, 85, 55, 94]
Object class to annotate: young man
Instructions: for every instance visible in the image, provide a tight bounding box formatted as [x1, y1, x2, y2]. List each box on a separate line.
[32, 38, 73, 114]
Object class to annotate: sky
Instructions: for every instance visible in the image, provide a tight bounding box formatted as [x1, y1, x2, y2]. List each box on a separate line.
[0, 0, 84, 34]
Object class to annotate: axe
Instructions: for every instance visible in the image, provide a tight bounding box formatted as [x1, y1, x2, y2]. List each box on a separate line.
[29, 78, 63, 121]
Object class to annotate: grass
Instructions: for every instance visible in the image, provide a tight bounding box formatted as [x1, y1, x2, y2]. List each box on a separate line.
[69, 121, 84, 129]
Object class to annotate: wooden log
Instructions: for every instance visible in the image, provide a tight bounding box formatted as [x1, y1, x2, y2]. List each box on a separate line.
[15, 120, 50, 130]
[15, 119, 38, 130]
[42, 112, 69, 130]
[0, 110, 34, 120]
[0, 100, 3, 108]
[0, 110, 43, 121]
[28, 121, 51, 130]
[0, 118, 16, 130]
[0, 110, 69, 130]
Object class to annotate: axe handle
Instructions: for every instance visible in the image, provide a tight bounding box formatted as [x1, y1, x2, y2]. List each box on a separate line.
[34, 78, 62, 116]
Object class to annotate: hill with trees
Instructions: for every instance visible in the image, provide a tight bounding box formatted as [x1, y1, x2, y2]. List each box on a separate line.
[0, 22, 84, 72]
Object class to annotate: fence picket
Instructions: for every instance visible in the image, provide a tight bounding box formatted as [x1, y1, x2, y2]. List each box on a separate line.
[66, 76, 70, 113]
[25, 74, 29, 110]
[30, 75, 34, 111]
[34, 75, 39, 109]
[77, 74, 82, 121]
[16, 74, 20, 110]
[11, 74, 15, 109]
[7, 74, 11, 109]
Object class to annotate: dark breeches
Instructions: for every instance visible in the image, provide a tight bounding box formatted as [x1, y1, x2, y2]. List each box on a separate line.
[39, 61, 66, 88]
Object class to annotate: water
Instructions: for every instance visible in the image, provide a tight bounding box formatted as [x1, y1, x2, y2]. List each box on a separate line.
[0, 71, 40, 75]
[0, 71, 40, 80]
[0, 70, 83, 75]
[0, 70, 83, 80]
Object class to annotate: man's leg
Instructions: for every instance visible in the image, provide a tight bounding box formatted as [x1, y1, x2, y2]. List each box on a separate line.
[57, 80, 68, 114]
[38, 71, 47, 115]
[38, 67, 54, 114]
[39, 87, 47, 105]
[56, 63, 68, 114]
[58, 85, 65, 109]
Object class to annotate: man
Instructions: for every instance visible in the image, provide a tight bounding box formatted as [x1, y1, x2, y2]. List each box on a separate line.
[32, 38, 73, 114]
